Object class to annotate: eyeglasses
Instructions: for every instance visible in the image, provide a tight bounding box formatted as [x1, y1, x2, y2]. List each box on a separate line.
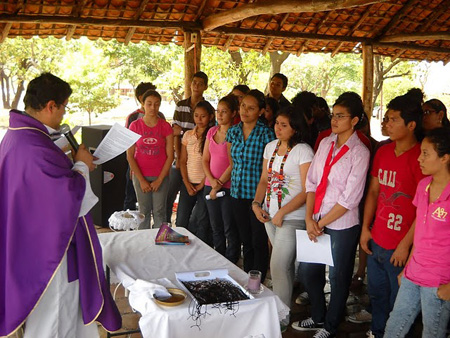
[329, 113, 351, 120]
[423, 109, 436, 115]
[61, 103, 71, 113]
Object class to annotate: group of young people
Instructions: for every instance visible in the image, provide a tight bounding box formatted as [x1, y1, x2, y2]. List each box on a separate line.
[124, 71, 450, 338]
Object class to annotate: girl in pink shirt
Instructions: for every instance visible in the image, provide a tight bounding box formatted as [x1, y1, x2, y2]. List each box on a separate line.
[385, 127, 450, 338]
[176, 101, 215, 245]
[127, 90, 174, 229]
[202, 95, 240, 262]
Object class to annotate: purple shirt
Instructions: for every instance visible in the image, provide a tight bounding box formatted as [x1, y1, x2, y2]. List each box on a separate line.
[205, 126, 231, 189]
[306, 132, 370, 230]
[405, 176, 450, 287]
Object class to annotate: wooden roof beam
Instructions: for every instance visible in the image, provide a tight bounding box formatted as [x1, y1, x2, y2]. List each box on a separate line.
[0, 14, 201, 31]
[379, 32, 450, 43]
[331, 4, 373, 57]
[262, 13, 290, 55]
[223, 34, 235, 50]
[202, 0, 387, 31]
[66, 0, 88, 41]
[376, 0, 419, 38]
[124, 0, 150, 45]
[0, 23, 12, 43]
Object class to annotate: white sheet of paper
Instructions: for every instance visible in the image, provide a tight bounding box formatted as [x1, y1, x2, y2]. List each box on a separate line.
[296, 230, 334, 266]
[93, 123, 140, 164]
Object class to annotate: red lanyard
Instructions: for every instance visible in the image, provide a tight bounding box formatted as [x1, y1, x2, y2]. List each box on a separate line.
[266, 141, 291, 210]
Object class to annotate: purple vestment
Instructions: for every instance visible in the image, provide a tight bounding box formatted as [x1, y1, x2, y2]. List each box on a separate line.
[0, 110, 121, 336]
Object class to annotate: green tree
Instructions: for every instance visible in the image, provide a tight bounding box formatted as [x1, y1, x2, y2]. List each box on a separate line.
[62, 39, 120, 125]
[0, 37, 65, 109]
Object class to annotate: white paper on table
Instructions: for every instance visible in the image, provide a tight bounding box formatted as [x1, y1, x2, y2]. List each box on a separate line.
[93, 123, 140, 164]
[296, 229, 334, 266]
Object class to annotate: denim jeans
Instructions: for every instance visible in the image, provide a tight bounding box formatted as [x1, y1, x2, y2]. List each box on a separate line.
[384, 276, 450, 338]
[132, 175, 169, 229]
[203, 186, 240, 263]
[176, 183, 212, 246]
[123, 166, 137, 210]
[367, 240, 404, 338]
[265, 219, 306, 308]
[300, 225, 360, 334]
[231, 198, 269, 282]
[165, 166, 182, 223]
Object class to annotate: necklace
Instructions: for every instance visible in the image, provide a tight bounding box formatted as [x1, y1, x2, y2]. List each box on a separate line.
[266, 141, 291, 210]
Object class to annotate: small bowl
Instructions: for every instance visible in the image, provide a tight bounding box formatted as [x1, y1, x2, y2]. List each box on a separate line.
[154, 288, 187, 307]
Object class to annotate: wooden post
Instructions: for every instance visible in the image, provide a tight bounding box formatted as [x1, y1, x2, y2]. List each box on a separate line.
[184, 30, 202, 99]
[362, 43, 374, 120]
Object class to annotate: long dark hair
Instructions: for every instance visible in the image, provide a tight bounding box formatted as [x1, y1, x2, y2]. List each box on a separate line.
[276, 106, 310, 148]
[193, 100, 215, 154]
[333, 92, 366, 129]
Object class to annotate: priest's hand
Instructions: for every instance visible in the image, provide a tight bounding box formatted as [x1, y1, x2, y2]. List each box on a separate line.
[74, 144, 96, 171]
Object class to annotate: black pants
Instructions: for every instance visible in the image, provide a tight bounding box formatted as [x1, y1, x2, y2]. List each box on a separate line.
[231, 198, 269, 282]
[123, 166, 137, 210]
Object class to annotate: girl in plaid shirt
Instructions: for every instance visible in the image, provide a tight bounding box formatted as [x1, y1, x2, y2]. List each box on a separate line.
[226, 89, 276, 282]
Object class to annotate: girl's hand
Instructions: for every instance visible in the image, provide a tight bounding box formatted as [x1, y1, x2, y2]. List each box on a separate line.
[211, 179, 222, 190]
[209, 188, 218, 200]
[194, 183, 204, 192]
[185, 182, 197, 196]
[252, 204, 270, 223]
[306, 218, 322, 242]
[271, 211, 284, 227]
[438, 283, 450, 301]
[150, 178, 162, 192]
[140, 179, 152, 193]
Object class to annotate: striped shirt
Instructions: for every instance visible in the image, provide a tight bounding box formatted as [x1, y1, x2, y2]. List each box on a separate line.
[306, 132, 370, 230]
[227, 120, 276, 199]
[182, 128, 205, 184]
[172, 97, 203, 132]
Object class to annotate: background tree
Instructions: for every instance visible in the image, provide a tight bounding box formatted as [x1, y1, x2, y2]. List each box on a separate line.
[0, 37, 65, 109]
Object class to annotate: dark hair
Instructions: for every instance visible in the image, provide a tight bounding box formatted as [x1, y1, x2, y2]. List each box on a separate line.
[271, 73, 288, 89]
[424, 99, 450, 127]
[141, 90, 162, 104]
[315, 97, 330, 116]
[135, 82, 157, 102]
[193, 71, 208, 86]
[333, 92, 365, 128]
[292, 91, 317, 121]
[232, 84, 250, 94]
[387, 93, 423, 141]
[405, 88, 424, 105]
[245, 89, 266, 110]
[425, 127, 450, 159]
[265, 97, 280, 118]
[277, 106, 311, 148]
[193, 100, 215, 154]
[219, 94, 239, 114]
[24, 73, 72, 111]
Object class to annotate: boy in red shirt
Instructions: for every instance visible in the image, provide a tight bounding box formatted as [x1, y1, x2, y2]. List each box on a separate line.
[360, 93, 425, 338]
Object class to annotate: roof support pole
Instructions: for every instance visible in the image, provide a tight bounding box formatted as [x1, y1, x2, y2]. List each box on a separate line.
[362, 43, 374, 121]
[183, 30, 202, 99]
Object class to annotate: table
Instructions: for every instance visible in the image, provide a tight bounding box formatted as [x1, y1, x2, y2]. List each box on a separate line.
[99, 228, 289, 338]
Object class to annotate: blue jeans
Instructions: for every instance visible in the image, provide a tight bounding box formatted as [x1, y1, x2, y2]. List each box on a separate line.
[385, 276, 450, 338]
[300, 225, 360, 334]
[176, 183, 212, 246]
[203, 186, 240, 263]
[265, 219, 306, 308]
[367, 240, 404, 338]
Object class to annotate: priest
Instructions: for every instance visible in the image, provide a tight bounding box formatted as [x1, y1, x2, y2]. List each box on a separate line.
[0, 73, 121, 337]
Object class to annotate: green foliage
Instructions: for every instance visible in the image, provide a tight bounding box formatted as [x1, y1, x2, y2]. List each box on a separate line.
[61, 39, 120, 124]
[282, 53, 362, 104]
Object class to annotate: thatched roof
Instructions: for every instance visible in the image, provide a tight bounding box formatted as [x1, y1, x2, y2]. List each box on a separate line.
[1, 0, 449, 62]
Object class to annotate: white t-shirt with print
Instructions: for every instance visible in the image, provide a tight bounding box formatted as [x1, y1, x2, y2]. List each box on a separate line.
[263, 140, 314, 220]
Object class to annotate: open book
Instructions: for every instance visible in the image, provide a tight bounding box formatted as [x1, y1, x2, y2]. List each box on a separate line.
[155, 223, 190, 245]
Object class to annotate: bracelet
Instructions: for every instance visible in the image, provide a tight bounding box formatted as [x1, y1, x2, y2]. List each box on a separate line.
[251, 200, 261, 208]
[217, 179, 223, 186]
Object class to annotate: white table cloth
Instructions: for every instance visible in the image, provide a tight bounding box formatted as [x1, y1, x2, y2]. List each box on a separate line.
[99, 228, 289, 338]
